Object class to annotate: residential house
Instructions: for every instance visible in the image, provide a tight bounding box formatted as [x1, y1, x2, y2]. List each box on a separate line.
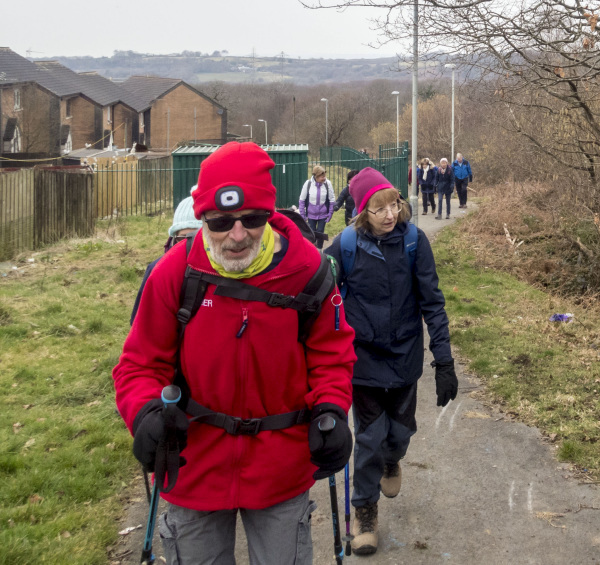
[120, 76, 227, 149]
[0, 47, 63, 157]
[1, 47, 228, 161]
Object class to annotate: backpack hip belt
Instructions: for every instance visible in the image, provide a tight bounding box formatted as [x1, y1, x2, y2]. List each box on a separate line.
[182, 398, 312, 436]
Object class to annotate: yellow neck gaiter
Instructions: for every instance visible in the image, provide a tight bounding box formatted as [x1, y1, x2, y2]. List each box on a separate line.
[203, 223, 275, 279]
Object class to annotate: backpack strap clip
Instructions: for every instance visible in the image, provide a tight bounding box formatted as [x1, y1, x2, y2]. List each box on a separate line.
[227, 417, 262, 436]
[267, 292, 295, 308]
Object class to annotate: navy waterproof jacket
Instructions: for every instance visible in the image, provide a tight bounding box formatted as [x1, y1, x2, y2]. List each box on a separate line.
[436, 166, 455, 195]
[327, 222, 452, 388]
[417, 166, 438, 193]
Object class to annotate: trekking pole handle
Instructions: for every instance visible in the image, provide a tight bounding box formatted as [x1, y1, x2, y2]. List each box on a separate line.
[318, 415, 336, 433]
[161, 385, 181, 407]
[140, 385, 182, 565]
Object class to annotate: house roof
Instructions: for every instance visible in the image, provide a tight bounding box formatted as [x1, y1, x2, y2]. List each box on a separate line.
[1, 47, 224, 116]
[121, 76, 225, 111]
[34, 61, 145, 111]
[0, 48, 146, 111]
[0, 47, 78, 96]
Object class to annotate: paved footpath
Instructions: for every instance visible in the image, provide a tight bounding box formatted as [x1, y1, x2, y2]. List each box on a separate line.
[112, 202, 600, 565]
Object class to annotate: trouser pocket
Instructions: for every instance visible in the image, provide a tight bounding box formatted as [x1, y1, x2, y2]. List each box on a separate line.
[158, 511, 181, 565]
[294, 500, 317, 565]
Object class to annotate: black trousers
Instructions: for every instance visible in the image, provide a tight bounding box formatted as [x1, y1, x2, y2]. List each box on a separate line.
[422, 192, 436, 212]
[455, 178, 468, 206]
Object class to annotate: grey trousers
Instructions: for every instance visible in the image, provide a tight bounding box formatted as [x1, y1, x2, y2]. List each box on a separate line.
[158, 490, 316, 565]
[351, 383, 418, 507]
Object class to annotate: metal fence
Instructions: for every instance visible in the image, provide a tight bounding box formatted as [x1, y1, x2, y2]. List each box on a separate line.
[316, 142, 410, 199]
[0, 144, 409, 261]
[94, 156, 172, 218]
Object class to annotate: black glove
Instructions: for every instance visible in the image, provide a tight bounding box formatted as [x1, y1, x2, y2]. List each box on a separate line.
[469, 175, 473, 183]
[133, 398, 189, 474]
[333, 204, 340, 212]
[308, 403, 353, 480]
[432, 360, 458, 407]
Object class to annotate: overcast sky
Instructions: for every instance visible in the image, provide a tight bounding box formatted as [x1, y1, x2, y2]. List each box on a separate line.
[5, 0, 398, 60]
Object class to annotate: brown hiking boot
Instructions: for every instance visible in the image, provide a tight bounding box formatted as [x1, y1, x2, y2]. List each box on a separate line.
[380, 462, 402, 498]
[351, 502, 378, 555]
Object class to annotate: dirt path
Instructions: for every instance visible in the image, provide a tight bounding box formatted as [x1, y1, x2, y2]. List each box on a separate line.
[109, 202, 600, 564]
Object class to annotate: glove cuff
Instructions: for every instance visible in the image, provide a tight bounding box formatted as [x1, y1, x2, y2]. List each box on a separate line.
[132, 398, 163, 435]
[431, 359, 454, 369]
[311, 402, 347, 422]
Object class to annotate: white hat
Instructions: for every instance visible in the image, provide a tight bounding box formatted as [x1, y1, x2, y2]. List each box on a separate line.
[168, 195, 203, 237]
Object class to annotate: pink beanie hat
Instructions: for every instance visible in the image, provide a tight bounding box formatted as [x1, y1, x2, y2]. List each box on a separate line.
[348, 167, 394, 214]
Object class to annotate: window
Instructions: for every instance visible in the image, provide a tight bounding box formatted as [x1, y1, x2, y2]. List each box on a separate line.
[3, 118, 21, 153]
[107, 106, 112, 124]
[14, 88, 21, 110]
[66, 98, 72, 117]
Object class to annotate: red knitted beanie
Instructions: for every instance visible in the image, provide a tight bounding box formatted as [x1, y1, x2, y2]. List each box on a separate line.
[349, 167, 394, 214]
[193, 142, 277, 218]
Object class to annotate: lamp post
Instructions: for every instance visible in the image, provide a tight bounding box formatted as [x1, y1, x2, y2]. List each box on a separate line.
[320, 98, 328, 146]
[444, 64, 456, 162]
[391, 91, 400, 150]
[258, 119, 268, 145]
[411, 0, 419, 224]
[242, 124, 252, 141]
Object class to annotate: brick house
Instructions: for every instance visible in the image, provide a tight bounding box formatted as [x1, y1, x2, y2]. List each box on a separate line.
[1, 47, 227, 159]
[35, 62, 144, 151]
[120, 76, 227, 149]
[0, 48, 63, 156]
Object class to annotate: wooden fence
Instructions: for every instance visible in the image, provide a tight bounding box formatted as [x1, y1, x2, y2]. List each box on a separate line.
[0, 166, 95, 261]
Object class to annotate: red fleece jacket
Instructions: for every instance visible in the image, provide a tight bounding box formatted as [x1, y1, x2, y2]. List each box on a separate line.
[113, 212, 356, 511]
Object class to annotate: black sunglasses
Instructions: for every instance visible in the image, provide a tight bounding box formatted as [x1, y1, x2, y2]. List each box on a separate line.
[203, 213, 270, 233]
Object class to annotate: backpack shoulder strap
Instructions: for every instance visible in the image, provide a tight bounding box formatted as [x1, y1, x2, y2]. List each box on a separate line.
[339, 226, 357, 299]
[405, 222, 418, 272]
[297, 253, 336, 342]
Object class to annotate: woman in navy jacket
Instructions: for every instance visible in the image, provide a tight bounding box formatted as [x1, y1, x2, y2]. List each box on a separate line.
[327, 167, 458, 556]
[435, 158, 455, 220]
[416, 158, 437, 214]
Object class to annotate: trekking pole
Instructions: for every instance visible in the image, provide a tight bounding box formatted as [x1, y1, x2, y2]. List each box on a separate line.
[318, 416, 344, 565]
[140, 385, 181, 565]
[343, 462, 353, 556]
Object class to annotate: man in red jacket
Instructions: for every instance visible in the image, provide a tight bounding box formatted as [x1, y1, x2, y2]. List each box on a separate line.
[113, 142, 356, 564]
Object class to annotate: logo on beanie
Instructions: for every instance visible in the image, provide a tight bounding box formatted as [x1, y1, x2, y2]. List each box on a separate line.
[215, 186, 245, 211]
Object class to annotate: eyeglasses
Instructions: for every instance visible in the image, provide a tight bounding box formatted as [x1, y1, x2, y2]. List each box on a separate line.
[367, 200, 401, 219]
[203, 212, 270, 233]
[173, 232, 196, 245]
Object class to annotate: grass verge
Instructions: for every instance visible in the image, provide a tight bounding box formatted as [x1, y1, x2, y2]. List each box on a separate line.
[433, 217, 600, 480]
[0, 213, 169, 565]
[1, 204, 598, 563]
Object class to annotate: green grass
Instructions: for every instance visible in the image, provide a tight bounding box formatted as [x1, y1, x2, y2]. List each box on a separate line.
[433, 222, 600, 476]
[0, 213, 170, 565]
[2, 208, 599, 563]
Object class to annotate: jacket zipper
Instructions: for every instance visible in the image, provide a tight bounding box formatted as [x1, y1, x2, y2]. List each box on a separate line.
[232, 305, 249, 506]
[236, 308, 249, 338]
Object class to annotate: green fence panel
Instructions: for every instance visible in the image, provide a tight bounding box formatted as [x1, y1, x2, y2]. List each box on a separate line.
[173, 145, 309, 210]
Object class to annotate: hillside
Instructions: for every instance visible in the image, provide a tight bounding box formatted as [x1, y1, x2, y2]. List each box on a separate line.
[41, 50, 405, 85]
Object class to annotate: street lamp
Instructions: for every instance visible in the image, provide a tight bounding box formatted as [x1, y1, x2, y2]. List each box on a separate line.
[320, 98, 328, 146]
[445, 63, 456, 162]
[242, 124, 252, 141]
[391, 91, 400, 150]
[258, 119, 268, 145]
[411, 0, 419, 225]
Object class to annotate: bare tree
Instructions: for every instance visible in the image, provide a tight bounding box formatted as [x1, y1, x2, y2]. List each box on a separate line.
[307, 0, 600, 205]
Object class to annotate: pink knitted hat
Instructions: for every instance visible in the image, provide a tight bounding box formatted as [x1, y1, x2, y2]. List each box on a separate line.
[348, 167, 394, 214]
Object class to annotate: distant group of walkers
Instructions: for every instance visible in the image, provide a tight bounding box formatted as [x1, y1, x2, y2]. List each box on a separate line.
[114, 141, 458, 564]
[409, 153, 473, 219]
